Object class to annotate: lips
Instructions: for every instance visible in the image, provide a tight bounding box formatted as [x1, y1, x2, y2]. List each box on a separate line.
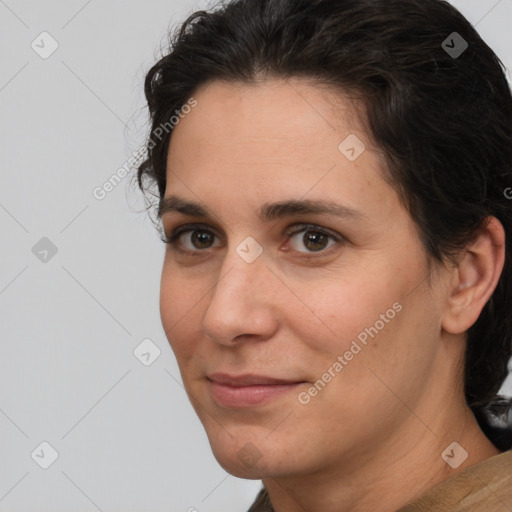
[206, 373, 306, 407]
[207, 373, 303, 386]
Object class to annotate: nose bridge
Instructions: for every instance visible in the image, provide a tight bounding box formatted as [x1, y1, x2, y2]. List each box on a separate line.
[202, 243, 277, 343]
[214, 234, 269, 300]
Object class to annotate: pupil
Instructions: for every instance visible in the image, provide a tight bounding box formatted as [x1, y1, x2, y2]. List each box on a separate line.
[194, 231, 213, 248]
[305, 231, 327, 251]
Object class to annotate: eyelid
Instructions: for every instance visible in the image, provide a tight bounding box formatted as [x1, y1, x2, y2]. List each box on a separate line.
[164, 222, 220, 240]
[284, 223, 343, 241]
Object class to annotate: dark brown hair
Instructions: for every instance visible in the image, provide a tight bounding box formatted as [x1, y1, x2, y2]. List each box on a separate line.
[137, 0, 512, 449]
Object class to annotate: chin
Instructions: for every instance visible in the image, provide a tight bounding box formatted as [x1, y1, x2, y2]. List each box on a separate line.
[206, 430, 295, 480]
[205, 439, 262, 477]
[216, 455, 266, 479]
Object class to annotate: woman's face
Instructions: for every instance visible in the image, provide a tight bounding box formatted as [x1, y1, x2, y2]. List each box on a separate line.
[160, 78, 447, 479]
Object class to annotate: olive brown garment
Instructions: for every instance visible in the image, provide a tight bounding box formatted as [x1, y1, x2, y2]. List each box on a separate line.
[247, 448, 512, 512]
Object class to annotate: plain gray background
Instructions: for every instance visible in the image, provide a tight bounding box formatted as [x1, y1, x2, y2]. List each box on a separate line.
[1, 1, 511, 511]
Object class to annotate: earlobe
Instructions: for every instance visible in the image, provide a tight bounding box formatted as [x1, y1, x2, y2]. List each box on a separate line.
[441, 216, 506, 335]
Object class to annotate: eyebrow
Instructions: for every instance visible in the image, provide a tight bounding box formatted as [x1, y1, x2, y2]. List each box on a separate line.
[158, 195, 369, 223]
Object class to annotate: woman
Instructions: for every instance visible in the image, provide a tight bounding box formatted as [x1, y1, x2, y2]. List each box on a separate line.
[136, 0, 512, 510]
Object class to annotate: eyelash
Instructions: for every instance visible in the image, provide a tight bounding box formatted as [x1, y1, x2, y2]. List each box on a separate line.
[161, 222, 345, 259]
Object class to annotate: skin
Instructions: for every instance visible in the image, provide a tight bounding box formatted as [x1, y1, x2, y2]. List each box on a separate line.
[159, 78, 505, 512]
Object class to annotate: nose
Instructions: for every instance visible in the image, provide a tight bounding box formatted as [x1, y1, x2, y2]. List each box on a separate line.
[201, 248, 279, 345]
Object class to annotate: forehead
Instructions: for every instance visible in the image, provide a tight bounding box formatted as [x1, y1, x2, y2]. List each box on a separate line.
[172, 78, 368, 149]
[165, 78, 398, 223]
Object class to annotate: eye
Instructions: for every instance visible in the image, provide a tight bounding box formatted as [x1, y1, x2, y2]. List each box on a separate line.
[286, 224, 341, 254]
[162, 223, 221, 253]
[162, 222, 344, 257]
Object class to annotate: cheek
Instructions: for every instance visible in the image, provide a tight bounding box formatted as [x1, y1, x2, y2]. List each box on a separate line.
[159, 264, 202, 362]
[312, 239, 429, 359]
[297, 272, 399, 357]
[159, 266, 176, 332]
[306, 274, 437, 409]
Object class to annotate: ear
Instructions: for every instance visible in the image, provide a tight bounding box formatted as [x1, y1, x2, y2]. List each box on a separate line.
[441, 216, 506, 335]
